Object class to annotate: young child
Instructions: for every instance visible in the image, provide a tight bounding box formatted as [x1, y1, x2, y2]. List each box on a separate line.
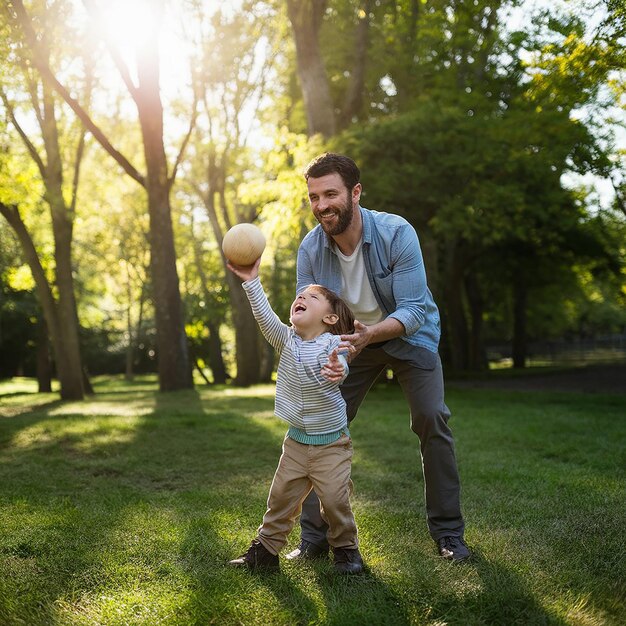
[227, 257, 364, 575]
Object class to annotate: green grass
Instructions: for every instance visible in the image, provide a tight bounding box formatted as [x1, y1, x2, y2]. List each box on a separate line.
[0, 375, 624, 625]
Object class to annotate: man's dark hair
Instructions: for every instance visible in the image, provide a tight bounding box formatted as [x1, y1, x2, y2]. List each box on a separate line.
[304, 153, 360, 191]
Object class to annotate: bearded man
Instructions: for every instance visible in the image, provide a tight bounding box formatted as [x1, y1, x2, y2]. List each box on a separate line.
[288, 152, 470, 562]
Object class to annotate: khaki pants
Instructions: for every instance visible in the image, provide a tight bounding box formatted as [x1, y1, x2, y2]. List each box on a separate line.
[301, 346, 464, 546]
[257, 434, 358, 555]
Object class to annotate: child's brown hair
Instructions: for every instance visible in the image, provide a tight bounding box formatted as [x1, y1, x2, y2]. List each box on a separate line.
[305, 285, 355, 336]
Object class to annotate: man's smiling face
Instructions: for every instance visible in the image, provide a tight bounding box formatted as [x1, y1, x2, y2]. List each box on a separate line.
[307, 173, 361, 236]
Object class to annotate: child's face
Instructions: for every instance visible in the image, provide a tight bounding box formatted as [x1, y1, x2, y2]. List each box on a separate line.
[289, 288, 336, 337]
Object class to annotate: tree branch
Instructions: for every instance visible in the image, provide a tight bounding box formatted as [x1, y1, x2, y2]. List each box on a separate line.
[0, 202, 58, 316]
[610, 174, 626, 217]
[19, 57, 46, 129]
[8, 0, 146, 188]
[0, 88, 47, 178]
[70, 56, 95, 216]
[168, 88, 200, 189]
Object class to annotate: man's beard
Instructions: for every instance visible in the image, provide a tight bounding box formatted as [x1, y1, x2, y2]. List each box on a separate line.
[316, 195, 354, 236]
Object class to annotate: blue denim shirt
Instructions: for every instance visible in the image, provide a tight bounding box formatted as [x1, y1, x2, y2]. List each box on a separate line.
[296, 207, 441, 356]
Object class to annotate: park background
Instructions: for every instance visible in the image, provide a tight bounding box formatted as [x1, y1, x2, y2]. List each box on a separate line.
[0, 0, 625, 624]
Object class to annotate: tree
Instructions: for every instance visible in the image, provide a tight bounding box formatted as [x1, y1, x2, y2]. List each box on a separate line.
[286, 0, 335, 136]
[0, 2, 95, 398]
[7, 0, 194, 391]
[286, 0, 374, 136]
[338, 32, 617, 369]
[181, 1, 282, 386]
[0, 227, 50, 387]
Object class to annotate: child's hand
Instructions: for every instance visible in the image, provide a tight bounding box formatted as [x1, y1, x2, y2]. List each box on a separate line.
[320, 348, 346, 383]
[226, 256, 261, 282]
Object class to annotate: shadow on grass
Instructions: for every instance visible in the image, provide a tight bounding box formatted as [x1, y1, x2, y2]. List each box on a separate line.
[0, 384, 287, 624]
[180, 520, 322, 624]
[435, 549, 566, 625]
[2, 379, 625, 624]
[314, 562, 411, 625]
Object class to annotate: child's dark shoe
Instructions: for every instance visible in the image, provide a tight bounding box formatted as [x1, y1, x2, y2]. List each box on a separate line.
[332, 547, 364, 575]
[229, 539, 279, 571]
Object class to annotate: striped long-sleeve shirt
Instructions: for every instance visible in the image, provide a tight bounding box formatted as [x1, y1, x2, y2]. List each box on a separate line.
[242, 277, 348, 435]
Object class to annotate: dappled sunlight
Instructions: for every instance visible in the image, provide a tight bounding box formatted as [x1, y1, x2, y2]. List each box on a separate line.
[51, 502, 190, 624]
[199, 384, 276, 400]
[0, 379, 61, 419]
[209, 509, 259, 546]
[45, 400, 156, 419]
[545, 591, 612, 626]
[0, 399, 60, 419]
[197, 384, 281, 430]
[0, 377, 59, 397]
[0, 383, 623, 623]
[54, 583, 185, 626]
[9, 416, 142, 452]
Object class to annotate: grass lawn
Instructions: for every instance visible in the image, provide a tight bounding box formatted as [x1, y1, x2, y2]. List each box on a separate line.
[0, 375, 624, 625]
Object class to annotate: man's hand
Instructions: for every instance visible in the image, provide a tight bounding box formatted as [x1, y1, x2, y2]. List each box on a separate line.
[339, 320, 371, 360]
[226, 256, 261, 282]
[320, 348, 346, 383]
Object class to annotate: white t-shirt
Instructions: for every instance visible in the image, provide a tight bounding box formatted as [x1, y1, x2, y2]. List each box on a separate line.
[335, 240, 384, 326]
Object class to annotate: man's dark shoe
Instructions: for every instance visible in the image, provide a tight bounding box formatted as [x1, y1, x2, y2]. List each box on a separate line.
[228, 539, 279, 570]
[437, 536, 471, 562]
[285, 540, 329, 561]
[332, 547, 364, 575]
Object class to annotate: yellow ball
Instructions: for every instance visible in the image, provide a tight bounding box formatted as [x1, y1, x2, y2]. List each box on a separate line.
[222, 223, 266, 266]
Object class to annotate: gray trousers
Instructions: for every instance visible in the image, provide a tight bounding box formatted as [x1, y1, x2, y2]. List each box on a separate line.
[300, 345, 465, 544]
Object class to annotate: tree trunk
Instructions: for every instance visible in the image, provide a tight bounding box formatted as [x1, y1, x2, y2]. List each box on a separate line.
[512, 276, 527, 369]
[0, 27, 88, 399]
[189, 217, 229, 385]
[125, 300, 135, 382]
[259, 338, 275, 383]
[207, 320, 228, 384]
[441, 240, 469, 371]
[36, 315, 52, 393]
[198, 159, 264, 387]
[42, 84, 86, 399]
[337, 1, 372, 130]
[0, 203, 80, 399]
[226, 272, 263, 387]
[126, 280, 147, 381]
[46, 190, 85, 399]
[465, 272, 488, 370]
[135, 38, 193, 391]
[193, 354, 212, 385]
[286, 0, 335, 137]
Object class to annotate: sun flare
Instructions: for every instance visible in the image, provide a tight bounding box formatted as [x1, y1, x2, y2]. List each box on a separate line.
[91, 0, 188, 96]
